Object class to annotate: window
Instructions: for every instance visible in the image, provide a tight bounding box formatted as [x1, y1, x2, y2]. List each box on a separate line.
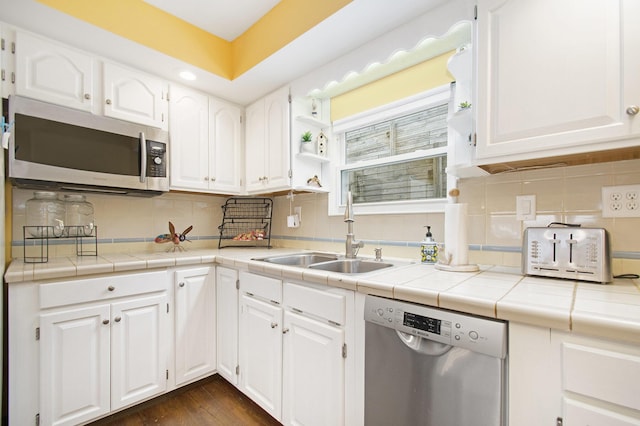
[329, 85, 452, 215]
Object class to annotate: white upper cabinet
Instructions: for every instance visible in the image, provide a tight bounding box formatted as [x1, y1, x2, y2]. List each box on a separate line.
[16, 31, 94, 112]
[169, 85, 243, 194]
[476, 0, 640, 162]
[245, 86, 291, 193]
[169, 85, 210, 191]
[209, 98, 243, 194]
[103, 62, 167, 128]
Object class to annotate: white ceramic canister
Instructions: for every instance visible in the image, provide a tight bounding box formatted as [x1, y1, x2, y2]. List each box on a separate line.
[63, 194, 95, 236]
[25, 191, 65, 237]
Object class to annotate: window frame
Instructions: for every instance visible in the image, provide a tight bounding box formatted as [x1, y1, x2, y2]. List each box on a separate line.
[328, 84, 454, 216]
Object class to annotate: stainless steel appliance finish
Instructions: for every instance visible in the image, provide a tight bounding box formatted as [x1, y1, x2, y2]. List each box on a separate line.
[364, 295, 508, 426]
[9, 96, 169, 195]
[522, 226, 612, 283]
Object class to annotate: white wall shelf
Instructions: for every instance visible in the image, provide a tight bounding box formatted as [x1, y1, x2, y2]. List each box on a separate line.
[295, 115, 330, 129]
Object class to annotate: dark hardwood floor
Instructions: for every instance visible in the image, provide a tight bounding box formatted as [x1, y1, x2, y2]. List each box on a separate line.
[89, 374, 281, 425]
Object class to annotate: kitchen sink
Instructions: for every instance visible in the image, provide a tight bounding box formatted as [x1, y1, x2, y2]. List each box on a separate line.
[252, 252, 338, 267]
[307, 259, 393, 274]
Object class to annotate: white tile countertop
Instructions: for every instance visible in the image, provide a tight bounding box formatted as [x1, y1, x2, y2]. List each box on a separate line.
[5, 248, 640, 344]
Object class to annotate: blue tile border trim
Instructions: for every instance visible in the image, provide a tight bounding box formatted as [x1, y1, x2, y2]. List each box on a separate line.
[11, 235, 640, 260]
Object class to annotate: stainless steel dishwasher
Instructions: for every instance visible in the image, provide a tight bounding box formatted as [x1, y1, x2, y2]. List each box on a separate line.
[364, 295, 508, 426]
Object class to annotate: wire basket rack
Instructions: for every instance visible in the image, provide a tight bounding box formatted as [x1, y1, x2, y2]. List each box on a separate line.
[23, 225, 98, 263]
[218, 197, 272, 248]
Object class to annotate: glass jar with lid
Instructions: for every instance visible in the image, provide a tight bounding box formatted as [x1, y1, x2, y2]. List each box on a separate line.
[63, 194, 95, 236]
[25, 191, 65, 237]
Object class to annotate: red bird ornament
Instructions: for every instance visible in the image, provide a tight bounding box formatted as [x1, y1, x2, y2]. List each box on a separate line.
[155, 221, 193, 252]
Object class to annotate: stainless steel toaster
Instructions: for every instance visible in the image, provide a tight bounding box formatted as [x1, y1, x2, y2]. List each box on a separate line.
[522, 227, 612, 284]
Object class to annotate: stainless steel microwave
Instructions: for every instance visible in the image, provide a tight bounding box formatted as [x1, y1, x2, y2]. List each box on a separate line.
[9, 96, 169, 196]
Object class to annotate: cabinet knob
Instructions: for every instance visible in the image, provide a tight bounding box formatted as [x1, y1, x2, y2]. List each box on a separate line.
[179, 282, 185, 287]
[271, 322, 278, 329]
[84, 93, 91, 100]
[114, 316, 122, 322]
[211, 177, 216, 182]
[102, 319, 109, 325]
[282, 328, 289, 334]
[106, 99, 112, 105]
[627, 105, 639, 116]
[204, 177, 209, 181]
[108, 286, 115, 291]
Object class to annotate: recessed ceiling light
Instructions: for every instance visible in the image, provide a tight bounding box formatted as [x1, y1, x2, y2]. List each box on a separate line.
[179, 70, 197, 81]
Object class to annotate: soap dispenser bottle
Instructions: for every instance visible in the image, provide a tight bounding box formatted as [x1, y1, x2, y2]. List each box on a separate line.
[420, 226, 438, 264]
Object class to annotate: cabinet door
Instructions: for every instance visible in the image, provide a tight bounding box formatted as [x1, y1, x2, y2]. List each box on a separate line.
[111, 293, 168, 411]
[476, 0, 640, 161]
[210, 98, 243, 194]
[245, 98, 267, 192]
[282, 311, 345, 426]
[169, 86, 210, 191]
[175, 267, 216, 386]
[239, 294, 283, 420]
[216, 266, 239, 385]
[40, 304, 110, 426]
[103, 62, 166, 128]
[263, 86, 291, 191]
[16, 31, 94, 112]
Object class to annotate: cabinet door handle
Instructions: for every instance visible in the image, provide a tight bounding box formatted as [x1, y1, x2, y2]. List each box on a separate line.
[271, 322, 278, 329]
[84, 93, 91, 100]
[114, 316, 122, 322]
[627, 105, 639, 116]
[179, 282, 185, 287]
[105, 99, 112, 105]
[102, 319, 109, 325]
[282, 328, 289, 334]
[108, 286, 115, 291]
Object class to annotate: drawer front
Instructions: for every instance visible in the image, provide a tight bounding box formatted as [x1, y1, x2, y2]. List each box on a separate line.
[284, 282, 345, 325]
[563, 342, 640, 411]
[239, 271, 282, 303]
[563, 397, 640, 426]
[40, 270, 169, 309]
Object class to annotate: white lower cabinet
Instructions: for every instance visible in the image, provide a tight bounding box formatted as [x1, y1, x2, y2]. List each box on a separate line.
[39, 304, 111, 426]
[174, 266, 216, 386]
[9, 270, 170, 426]
[110, 294, 169, 411]
[235, 271, 351, 425]
[509, 322, 640, 426]
[560, 335, 640, 426]
[216, 266, 239, 386]
[282, 311, 344, 426]
[240, 294, 283, 419]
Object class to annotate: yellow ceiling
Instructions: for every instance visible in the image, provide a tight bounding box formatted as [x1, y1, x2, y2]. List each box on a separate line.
[36, 0, 351, 80]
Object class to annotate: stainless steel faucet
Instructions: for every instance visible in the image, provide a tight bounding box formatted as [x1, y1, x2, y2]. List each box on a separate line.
[344, 191, 364, 258]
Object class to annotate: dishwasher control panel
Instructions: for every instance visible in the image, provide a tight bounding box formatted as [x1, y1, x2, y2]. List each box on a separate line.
[364, 295, 507, 358]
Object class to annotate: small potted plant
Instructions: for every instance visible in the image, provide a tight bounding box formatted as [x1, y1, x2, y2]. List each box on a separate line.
[458, 101, 471, 111]
[300, 131, 315, 153]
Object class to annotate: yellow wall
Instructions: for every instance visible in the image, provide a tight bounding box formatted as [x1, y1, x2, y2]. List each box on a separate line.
[330, 50, 455, 121]
[37, 0, 351, 80]
[232, 0, 351, 79]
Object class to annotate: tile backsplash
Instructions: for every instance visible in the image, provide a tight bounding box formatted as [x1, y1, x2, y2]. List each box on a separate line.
[10, 158, 640, 274]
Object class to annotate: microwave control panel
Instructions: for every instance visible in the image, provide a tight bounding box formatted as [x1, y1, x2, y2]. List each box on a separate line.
[146, 140, 167, 177]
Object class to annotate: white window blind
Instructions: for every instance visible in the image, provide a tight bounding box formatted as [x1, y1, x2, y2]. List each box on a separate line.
[341, 102, 449, 205]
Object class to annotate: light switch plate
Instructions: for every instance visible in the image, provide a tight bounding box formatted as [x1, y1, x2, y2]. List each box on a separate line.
[516, 195, 536, 221]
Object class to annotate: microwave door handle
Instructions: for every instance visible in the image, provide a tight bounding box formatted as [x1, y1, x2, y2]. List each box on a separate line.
[139, 132, 147, 183]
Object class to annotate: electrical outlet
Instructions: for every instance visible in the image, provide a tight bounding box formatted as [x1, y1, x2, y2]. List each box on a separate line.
[602, 185, 640, 217]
